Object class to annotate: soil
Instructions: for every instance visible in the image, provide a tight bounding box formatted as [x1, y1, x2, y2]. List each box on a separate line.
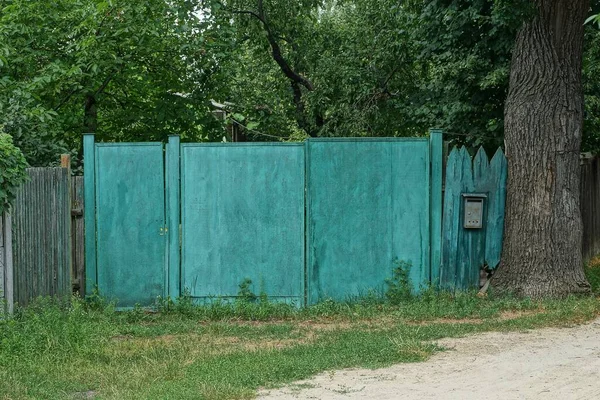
[257, 318, 600, 400]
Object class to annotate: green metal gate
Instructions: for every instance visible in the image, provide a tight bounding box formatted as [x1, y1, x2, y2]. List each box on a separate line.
[84, 131, 443, 307]
[306, 138, 441, 303]
[179, 143, 305, 302]
[85, 138, 167, 307]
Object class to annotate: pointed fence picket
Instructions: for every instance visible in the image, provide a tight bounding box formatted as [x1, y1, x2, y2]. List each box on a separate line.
[440, 147, 507, 290]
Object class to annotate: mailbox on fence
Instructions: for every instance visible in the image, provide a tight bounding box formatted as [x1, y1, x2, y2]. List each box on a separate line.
[462, 193, 487, 229]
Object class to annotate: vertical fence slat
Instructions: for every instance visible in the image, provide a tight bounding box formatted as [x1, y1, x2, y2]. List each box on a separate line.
[455, 147, 475, 289]
[72, 176, 85, 293]
[485, 149, 508, 269]
[441, 147, 473, 289]
[0, 214, 4, 300]
[430, 129, 443, 285]
[83, 134, 97, 295]
[581, 155, 600, 263]
[4, 212, 14, 313]
[470, 148, 489, 280]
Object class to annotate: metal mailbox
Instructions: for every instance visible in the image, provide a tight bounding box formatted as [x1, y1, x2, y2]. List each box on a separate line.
[462, 193, 487, 229]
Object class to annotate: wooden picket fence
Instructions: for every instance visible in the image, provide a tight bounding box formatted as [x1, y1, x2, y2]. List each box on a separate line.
[440, 147, 508, 290]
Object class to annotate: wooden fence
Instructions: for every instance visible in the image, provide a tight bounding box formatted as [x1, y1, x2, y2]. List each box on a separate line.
[9, 167, 72, 307]
[3, 147, 600, 308]
[581, 154, 600, 263]
[440, 147, 508, 290]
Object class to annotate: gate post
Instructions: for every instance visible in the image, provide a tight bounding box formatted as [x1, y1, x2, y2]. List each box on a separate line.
[429, 129, 443, 286]
[83, 133, 97, 296]
[166, 136, 181, 299]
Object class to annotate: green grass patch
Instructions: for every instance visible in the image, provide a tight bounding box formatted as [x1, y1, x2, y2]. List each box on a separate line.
[0, 284, 599, 399]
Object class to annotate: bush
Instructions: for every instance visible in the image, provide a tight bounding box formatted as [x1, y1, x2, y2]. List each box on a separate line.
[0, 133, 28, 213]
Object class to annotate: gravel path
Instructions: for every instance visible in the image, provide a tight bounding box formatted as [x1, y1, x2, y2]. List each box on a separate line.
[257, 318, 600, 400]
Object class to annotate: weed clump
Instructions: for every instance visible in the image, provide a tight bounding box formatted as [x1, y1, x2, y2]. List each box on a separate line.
[385, 260, 413, 305]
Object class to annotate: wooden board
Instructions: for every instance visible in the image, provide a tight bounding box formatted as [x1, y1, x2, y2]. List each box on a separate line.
[71, 176, 85, 293]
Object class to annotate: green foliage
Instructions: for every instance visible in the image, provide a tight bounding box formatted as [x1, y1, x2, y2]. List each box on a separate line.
[586, 14, 600, 27]
[2, 0, 600, 157]
[0, 133, 28, 212]
[0, 0, 232, 165]
[583, 26, 600, 152]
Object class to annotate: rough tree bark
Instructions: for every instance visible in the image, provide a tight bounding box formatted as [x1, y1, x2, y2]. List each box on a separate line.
[493, 0, 591, 297]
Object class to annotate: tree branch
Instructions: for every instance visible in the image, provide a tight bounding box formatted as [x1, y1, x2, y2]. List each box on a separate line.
[230, 2, 313, 91]
[225, 0, 323, 136]
[94, 66, 123, 96]
[54, 88, 81, 111]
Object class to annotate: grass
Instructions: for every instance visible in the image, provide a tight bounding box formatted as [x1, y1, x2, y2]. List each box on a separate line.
[0, 281, 599, 399]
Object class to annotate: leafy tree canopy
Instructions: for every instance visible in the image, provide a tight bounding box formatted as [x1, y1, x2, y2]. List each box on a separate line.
[1, 0, 600, 165]
[0, 0, 232, 165]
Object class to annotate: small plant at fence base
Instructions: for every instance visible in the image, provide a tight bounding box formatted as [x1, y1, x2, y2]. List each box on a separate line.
[237, 278, 258, 303]
[385, 260, 413, 305]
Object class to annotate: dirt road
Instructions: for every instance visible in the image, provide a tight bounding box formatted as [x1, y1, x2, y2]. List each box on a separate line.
[257, 319, 600, 400]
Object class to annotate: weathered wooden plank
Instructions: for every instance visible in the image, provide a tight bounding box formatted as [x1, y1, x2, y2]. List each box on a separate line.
[470, 147, 489, 278]
[440, 148, 460, 289]
[455, 147, 475, 289]
[1, 214, 4, 299]
[72, 176, 85, 293]
[429, 130, 443, 285]
[4, 212, 14, 314]
[485, 149, 508, 269]
[441, 147, 474, 289]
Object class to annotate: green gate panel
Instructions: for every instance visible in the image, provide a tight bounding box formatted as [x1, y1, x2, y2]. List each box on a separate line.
[95, 144, 166, 307]
[181, 143, 305, 302]
[306, 139, 431, 304]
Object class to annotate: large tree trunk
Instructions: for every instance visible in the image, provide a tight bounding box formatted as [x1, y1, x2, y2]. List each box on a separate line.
[493, 0, 591, 297]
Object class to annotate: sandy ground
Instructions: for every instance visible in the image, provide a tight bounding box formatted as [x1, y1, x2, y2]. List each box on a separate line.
[257, 318, 600, 400]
